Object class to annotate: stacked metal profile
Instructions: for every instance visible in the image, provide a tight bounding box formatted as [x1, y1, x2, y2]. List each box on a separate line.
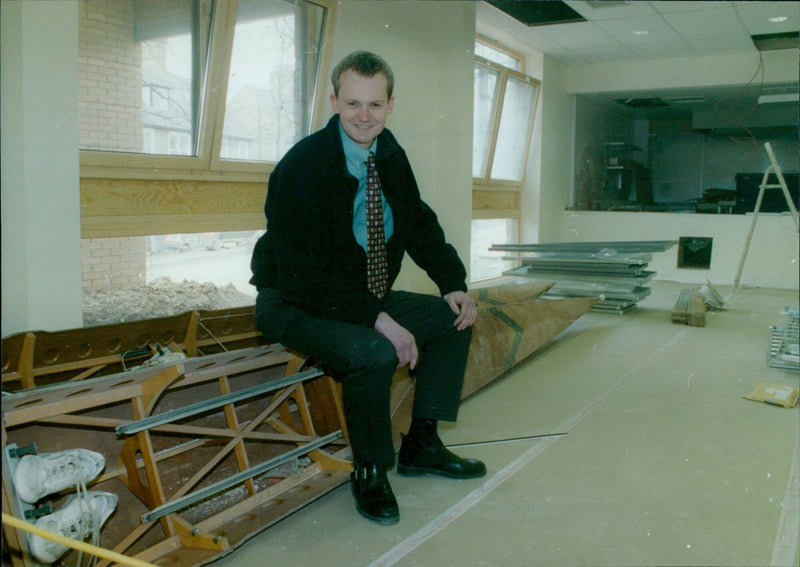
[768, 307, 799, 369]
[494, 240, 678, 313]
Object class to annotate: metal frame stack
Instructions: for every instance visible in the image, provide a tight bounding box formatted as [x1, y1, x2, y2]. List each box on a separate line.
[768, 307, 799, 370]
[493, 241, 678, 313]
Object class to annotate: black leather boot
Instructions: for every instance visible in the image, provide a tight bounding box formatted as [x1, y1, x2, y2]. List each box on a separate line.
[397, 419, 486, 479]
[350, 463, 399, 525]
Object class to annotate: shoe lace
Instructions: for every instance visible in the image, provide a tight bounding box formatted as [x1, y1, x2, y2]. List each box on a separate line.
[55, 456, 100, 567]
[69, 490, 102, 567]
[43, 451, 84, 492]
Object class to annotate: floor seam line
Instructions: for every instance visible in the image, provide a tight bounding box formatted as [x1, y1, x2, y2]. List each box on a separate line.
[771, 428, 800, 566]
[368, 328, 689, 567]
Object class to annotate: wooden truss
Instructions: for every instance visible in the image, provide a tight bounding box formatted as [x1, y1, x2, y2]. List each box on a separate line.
[2, 345, 352, 567]
[1, 306, 265, 391]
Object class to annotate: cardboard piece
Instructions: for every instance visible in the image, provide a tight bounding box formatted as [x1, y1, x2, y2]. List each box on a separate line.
[468, 281, 554, 306]
[744, 382, 800, 408]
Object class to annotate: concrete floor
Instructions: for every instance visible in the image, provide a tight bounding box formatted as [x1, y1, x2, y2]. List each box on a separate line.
[211, 281, 799, 567]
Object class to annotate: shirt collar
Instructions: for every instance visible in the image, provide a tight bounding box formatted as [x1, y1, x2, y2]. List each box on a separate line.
[338, 121, 377, 169]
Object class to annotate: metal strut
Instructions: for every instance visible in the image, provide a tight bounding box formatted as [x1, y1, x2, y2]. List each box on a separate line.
[141, 430, 343, 523]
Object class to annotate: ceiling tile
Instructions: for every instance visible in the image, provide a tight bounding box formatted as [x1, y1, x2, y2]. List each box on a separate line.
[687, 36, 757, 56]
[547, 51, 593, 65]
[511, 33, 567, 54]
[651, 1, 735, 15]
[734, 1, 800, 36]
[569, 45, 640, 64]
[593, 14, 684, 44]
[661, 7, 748, 40]
[534, 21, 620, 50]
[564, 0, 657, 22]
[625, 40, 695, 60]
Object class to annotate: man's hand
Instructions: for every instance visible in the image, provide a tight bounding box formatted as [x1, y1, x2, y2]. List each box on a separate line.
[374, 312, 419, 369]
[443, 291, 477, 331]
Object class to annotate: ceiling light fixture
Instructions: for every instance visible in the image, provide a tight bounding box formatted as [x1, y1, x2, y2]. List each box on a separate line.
[632, 29, 651, 35]
[768, 16, 789, 23]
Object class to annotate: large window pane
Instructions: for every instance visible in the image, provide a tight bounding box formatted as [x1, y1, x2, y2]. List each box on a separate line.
[221, 0, 326, 162]
[491, 77, 537, 181]
[473, 63, 499, 177]
[470, 219, 517, 282]
[79, 0, 211, 155]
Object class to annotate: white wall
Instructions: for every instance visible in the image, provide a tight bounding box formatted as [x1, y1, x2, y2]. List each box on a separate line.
[329, 1, 476, 294]
[1, 0, 83, 335]
[534, 54, 572, 244]
[561, 211, 799, 290]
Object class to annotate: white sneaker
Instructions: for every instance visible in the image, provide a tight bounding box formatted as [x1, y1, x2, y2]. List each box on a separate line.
[14, 449, 105, 504]
[29, 491, 118, 564]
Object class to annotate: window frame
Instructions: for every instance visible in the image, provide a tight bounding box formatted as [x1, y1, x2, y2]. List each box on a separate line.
[78, 0, 336, 239]
[470, 37, 540, 283]
[79, 0, 335, 183]
[471, 39, 540, 221]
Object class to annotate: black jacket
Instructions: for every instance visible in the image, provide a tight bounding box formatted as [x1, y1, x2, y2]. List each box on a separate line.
[250, 114, 467, 327]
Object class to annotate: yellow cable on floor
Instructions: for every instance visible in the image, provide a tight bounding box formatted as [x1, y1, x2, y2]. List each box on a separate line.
[2, 512, 157, 567]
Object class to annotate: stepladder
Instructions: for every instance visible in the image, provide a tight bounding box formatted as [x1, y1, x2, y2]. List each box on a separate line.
[733, 141, 799, 290]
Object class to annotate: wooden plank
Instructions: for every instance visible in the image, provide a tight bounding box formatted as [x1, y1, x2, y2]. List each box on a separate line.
[1, 365, 181, 427]
[1, 310, 274, 390]
[80, 178, 265, 217]
[671, 288, 706, 327]
[472, 189, 519, 212]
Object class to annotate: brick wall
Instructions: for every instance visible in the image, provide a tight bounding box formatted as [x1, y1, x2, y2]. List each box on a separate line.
[81, 237, 147, 291]
[78, 0, 142, 152]
[78, 1, 147, 291]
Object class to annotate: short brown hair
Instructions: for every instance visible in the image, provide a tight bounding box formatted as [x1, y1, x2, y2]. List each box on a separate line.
[331, 51, 394, 98]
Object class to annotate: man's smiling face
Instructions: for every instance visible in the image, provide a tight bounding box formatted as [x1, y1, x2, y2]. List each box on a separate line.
[331, 69, 394, 149]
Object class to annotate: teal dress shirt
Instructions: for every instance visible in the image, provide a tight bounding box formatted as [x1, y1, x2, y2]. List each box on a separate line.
[339, 123, 394, 251]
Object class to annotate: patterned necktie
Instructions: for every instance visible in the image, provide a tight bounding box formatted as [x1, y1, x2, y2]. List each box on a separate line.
[365, 152, 389, 299]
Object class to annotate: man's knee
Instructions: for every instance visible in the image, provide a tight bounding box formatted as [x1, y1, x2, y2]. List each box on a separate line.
[346, 335, 398, 376]
[255, 288, 297, 342]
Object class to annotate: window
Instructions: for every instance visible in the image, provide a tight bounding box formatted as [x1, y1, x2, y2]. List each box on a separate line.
[149, 85, 171, 112]
[470, 218, 518, 281]
[471, 38, 540, 282]
[475, 40, 521, 71]
[472, 64, 498, 178]
[491, 76, 538, 181]
[77, 0, 331, 320]
[472, 43, 539, 183]
[78, 0, 328, 173]
[78, 0, 211, 155]
[220, 0, 326, 163]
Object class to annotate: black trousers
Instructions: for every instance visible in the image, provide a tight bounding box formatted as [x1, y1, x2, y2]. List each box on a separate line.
[255, 288, 472, 466]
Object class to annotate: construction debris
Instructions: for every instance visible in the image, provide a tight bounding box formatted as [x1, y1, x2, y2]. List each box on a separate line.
[493, 240, 677, 313]
[671, 288, 706, 327]
[698, 279, 726, 310]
